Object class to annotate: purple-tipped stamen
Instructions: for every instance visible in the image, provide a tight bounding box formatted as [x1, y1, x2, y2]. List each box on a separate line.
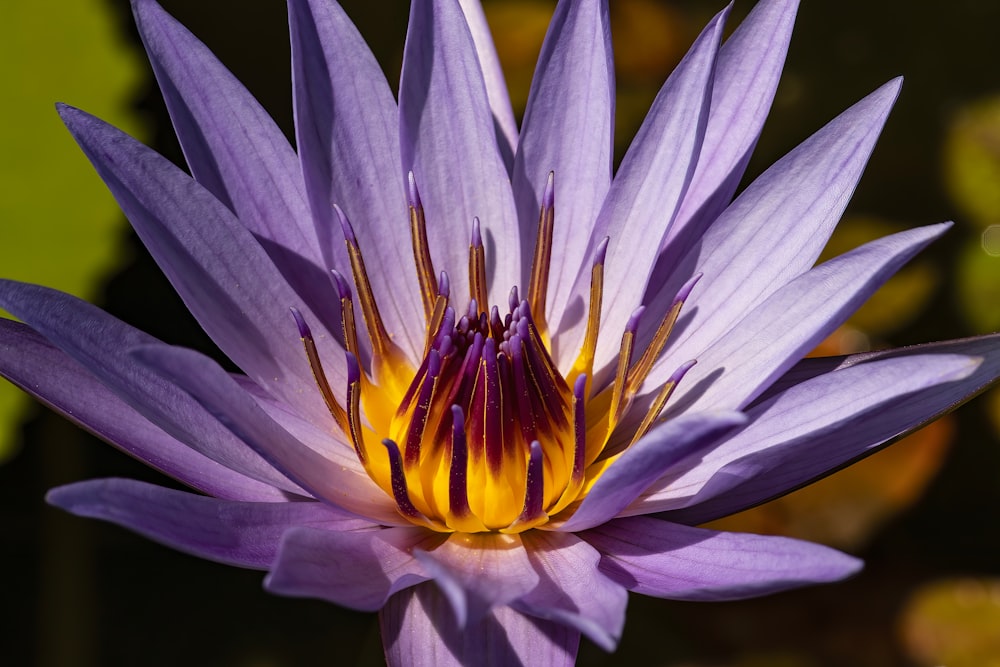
[382, 439, 423, 519]
[519, 440, 545, 522]
[448, 405, 471, 518]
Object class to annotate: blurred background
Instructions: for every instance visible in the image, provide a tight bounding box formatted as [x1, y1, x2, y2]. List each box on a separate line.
[2, 0, 999, 664]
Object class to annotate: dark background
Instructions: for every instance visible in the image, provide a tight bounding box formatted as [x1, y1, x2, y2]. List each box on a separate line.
[2, 0, 999, 665]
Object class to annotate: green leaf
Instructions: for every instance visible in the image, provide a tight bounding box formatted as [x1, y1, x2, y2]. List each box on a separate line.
[0, 0, 146, 461]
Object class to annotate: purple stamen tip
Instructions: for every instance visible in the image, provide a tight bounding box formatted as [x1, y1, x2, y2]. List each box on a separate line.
[438, 271, 450, 298]
[333, 204, 357, 244]
[594, 236, 610, 266]
[345, 350, 362, 384]
[482, 335, 497, 358]
[428, 348, 442, 376]
[674, 273, 703, 305]
[669, 359, 698, 384]
[407, 171, 422, 208]
[508, 286, 519, 313]
[573, 373, 588, 400]
[330, 269, 352, 300]
[542, 171, 555, 209]
[626, 306, 645, 334]
[289, 307, 312, 340]
[516, 318, 530, 340]
[438, 334, 455, 358]
[450, 404, 465, 431]
[471, 217, 482, 248]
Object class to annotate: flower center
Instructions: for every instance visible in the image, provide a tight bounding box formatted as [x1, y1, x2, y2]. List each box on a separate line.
[294, 173, 697, 533]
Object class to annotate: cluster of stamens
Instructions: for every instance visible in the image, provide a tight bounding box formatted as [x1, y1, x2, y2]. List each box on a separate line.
[294, 173, 698, 533]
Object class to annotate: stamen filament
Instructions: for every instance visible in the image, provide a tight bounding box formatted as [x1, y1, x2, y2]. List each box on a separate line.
[609, 306, 644, 426]
[331, 270, 363, 371]
[407, 172, 438, 320]
[344, 351, 367, 465]
[335, 205, 398, 363]
[290, 307, 350, 436]
[404, 349, 442, 468]
[572, 237, 609, 396]
[469, 218, 489, 313]
[630, 360, 697, 445]
[527, 172, 554, 338]
[626, 273, 701, 395]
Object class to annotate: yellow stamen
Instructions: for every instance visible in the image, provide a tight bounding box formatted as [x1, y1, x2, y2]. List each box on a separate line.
[571, 237, 609, 397]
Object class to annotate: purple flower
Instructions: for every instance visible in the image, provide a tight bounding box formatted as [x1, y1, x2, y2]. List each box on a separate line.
[2, 0, 998, 663]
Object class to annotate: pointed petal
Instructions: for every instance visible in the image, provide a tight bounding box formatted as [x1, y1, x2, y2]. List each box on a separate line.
[654, 223, 950, 413]
[288, 0, 423, 359]
[556, 8, 726, 371]
[400, 0, 520, 304]
[662, 0, 800, 264]
[58, 104, 345, 427]
[555, 411, 746, 532]
[415, 532, 538, 625]
[586, 516, 862, 600]
[380, 583, 579, 667]
[0, 283, 302, 497]
[133, 344, 404, 524]
[0, 318, 287, 501]
[264, 525, 433, 610]
[516, 531, 627, 652]
[131, 0, 339, 333]
[637, 352, 988, 522]
[48, 478, 367, 569]
[456, 0, 518, 168]
[757, 332, 1000, 404]
[512, 0, 614, 324]
[641, 79, 902, 372]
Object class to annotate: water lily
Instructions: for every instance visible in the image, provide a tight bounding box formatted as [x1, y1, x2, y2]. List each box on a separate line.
[2, 0, 998, 663]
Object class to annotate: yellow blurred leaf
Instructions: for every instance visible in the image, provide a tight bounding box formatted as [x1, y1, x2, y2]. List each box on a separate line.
[0, 0, 146, 461]
[945, 95, 1000, 230]
[482, 0, 552, 116]
[611, 0, 688, 83]
[956, 236, 1000, 334]
[899, 578, 1000, 667]
[818, 217, 939, 337]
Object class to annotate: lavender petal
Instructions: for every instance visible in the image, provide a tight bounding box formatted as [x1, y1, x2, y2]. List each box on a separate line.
[585, 516, 862, 600]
